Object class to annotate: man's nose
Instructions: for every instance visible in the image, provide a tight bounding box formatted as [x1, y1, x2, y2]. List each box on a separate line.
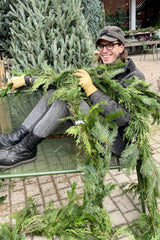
[102, 46, 108, 52]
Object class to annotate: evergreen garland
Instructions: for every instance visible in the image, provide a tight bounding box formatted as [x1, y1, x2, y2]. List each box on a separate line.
[0, 189, 135, 239]
[3, 61, 155, 212]
[30, 61, 160, 211]
[1, 62, 160, 207]
[1, 61, 160, 238]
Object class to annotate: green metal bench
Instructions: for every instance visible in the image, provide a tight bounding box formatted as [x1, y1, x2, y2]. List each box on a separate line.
[0, 137, 80, 179]
[0, 91, 146, 212]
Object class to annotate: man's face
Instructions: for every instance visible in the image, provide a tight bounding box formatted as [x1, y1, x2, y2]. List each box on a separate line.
[98, 40, 124, 64]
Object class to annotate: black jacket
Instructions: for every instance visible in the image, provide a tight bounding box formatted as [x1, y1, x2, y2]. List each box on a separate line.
[89, 58, 145, 156]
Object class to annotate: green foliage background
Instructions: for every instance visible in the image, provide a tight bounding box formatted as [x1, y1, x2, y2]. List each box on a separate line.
[0, 0, 105, 72]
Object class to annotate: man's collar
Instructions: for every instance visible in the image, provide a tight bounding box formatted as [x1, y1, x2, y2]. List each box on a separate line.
[125, 58, 136, 72]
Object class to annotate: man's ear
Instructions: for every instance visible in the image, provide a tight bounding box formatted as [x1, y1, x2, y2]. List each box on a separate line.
[119, 44, 125, 54]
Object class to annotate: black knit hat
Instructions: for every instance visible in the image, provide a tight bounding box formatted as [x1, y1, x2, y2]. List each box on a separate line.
[96, 26, 125, 46]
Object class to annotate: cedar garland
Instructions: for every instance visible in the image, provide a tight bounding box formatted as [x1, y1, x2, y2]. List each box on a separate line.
[1, 62, 160, 238]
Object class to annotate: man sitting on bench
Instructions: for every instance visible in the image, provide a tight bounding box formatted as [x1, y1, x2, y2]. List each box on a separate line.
[0, 26, 145, 169]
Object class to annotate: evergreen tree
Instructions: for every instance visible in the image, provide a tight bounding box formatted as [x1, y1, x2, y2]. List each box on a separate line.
[0, 0, 15, 57]
[81, 0, 105, 41]
[7, 0, 105, 72]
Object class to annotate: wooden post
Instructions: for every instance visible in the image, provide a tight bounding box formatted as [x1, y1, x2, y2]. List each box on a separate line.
[0, 60, 6, 87]
[0, 58, 12, 133]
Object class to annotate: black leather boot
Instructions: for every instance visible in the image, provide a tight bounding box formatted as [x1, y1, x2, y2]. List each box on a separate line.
[0, 125, 29, 149]
[0, 132, 44, 169]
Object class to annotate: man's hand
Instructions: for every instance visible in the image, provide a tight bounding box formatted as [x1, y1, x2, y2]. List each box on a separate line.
[73, 69, 97, 96]
[8, 75, 26, 91]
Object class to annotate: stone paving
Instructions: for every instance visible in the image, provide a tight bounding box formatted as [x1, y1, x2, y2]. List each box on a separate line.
[0, 53, 160, 240]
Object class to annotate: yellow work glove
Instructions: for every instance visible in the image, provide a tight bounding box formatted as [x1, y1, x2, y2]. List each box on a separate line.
[73, 69, 97, 96]
[8, 75, 26, 91]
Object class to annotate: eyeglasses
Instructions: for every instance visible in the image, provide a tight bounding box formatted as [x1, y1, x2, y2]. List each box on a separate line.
[97, 42, 121, 51]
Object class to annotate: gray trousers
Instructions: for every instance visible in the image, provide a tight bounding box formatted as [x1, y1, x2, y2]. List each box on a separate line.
[22, 89, 90, 138]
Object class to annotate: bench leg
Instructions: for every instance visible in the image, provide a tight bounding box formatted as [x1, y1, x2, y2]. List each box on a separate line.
[136, 160, 146, 213]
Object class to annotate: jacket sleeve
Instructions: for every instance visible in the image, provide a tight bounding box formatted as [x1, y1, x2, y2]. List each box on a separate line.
[24, 76, 56, 90]
[89, 90, 130, 127]
[24, 76, 39, 87]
